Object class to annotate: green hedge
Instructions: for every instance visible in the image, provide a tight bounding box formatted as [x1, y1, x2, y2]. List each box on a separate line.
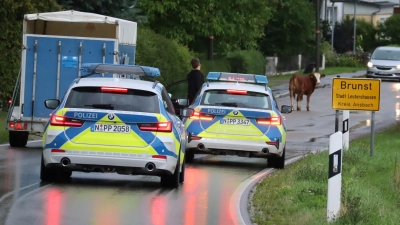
[135, 27, 193, 86]
[197, 53, 231, 76]
[226, 50, 266, 75]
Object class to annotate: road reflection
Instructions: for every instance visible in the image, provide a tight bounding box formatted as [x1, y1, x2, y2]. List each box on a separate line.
[45, 189, 62, 225]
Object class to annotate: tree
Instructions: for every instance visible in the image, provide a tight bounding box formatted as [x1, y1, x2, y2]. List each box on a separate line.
[56, 0, 131, 17]
[136, 0, 277, 53]
[258, 0, 315, 56]
[377, 15, 400, 45]
[0, 0, 61, 103]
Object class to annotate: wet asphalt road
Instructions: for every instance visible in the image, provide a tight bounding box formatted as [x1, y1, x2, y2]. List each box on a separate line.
[1, 79, 399, 225]
[0, 142, 275, 225]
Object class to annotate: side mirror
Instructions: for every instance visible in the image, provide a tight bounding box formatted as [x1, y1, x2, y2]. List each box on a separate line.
[281, 105, 292, 114]
[181, 108, 194, 117]
[44, 99, 60, 109]
[177, 98, 188, 107]
[168, 93, 172, 98]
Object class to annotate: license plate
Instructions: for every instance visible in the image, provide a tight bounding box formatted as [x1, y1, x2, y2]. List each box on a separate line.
[91, 124, 131, 133]
[377, 71, 388, 75]
[220, 118, 250, 125]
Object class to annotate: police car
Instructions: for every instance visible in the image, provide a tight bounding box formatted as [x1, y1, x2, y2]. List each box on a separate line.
[179, 72, 293, 169]
[40, 63, 187, 188]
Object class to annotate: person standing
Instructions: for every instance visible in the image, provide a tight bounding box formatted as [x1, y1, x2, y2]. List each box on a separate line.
[187, 58, 204, 105]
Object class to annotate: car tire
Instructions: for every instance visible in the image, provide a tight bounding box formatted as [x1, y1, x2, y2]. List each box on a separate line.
[9, 131, 29, 148]
[185, 151, 195, 163]
[40, 154, 57, 182]
[179, 156, 185, 183]
[161, 155, 180, 188]
[268, 148, 285, 169]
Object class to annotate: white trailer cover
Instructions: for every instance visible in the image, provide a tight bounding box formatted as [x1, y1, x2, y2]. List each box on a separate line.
[24, 10, 137, 45]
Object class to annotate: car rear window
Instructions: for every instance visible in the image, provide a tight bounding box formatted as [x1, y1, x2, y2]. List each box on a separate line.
[201, 89, 271, 109]
[65, 87, 159, 113]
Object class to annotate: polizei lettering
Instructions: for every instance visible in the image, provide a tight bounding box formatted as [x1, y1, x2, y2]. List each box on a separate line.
[74, 112, 98, 119]
[207, 109, 226, 114]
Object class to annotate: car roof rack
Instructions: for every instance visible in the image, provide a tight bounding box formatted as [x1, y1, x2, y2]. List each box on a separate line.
[76, 63, 161, 89]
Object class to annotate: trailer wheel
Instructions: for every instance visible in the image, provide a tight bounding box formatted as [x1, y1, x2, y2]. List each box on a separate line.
[9, 131, 29, 148]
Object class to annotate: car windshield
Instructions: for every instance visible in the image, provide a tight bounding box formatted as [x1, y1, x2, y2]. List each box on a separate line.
[201, 89, 271, 109]
[65, 86, 160, 113]
[371, 49, 400, 61]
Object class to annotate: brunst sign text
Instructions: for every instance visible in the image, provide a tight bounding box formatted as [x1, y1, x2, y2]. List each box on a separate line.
[332, 78, 381, 111]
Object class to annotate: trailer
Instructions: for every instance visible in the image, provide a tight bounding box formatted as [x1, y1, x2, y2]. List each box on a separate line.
[6, 10, 137, 147]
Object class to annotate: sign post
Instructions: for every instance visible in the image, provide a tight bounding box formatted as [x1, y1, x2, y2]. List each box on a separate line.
[329, 77, 381, 221]
[332, 77, 381, 154]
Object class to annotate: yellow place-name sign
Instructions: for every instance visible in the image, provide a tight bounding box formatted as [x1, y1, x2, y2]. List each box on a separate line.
[332, 78, 381, 111]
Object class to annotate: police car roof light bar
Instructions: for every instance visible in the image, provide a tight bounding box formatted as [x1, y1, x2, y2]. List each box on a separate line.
[80, 63, 161, 78]
[206, 72, 268, 85]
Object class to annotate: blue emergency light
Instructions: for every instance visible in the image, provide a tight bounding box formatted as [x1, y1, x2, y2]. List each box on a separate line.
[206, 72, 268, 84]
[80, 63, 161, 77]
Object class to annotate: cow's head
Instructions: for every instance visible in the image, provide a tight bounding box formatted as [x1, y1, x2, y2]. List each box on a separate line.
[309, 73, 326, 85]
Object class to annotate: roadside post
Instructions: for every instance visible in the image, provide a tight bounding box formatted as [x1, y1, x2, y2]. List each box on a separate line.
[327, 131, 343, 222]
[328, 77, 381, 221]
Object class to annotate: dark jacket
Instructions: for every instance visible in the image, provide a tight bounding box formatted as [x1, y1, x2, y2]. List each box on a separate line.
[187, 69, 204, 103]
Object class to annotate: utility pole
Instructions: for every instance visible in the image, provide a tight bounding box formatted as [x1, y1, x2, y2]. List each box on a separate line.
[316, 0, 321, 72]
[353, 1, 357, 54]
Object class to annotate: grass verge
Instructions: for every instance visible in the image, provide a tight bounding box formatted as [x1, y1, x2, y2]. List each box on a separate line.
[0, 111, 7, 143]
[267, 67, 366, 87]
[251, 122, 400, 225]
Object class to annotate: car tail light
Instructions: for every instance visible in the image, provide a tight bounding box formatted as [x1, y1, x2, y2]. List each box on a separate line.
[152, 155, 167, 159]
[256, 116, 281, 125]
[189, 111, 215, 121]
[101, 87, 128, 93]
[227, 89, 247, 95]
[138, 122, 172, 132]
[50, 115, 84, 127]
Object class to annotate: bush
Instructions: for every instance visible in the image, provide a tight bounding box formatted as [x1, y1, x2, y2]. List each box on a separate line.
[226, 50, 266, 74]
[336, 55, 364, 67]
[320, 41, 338, 67]
[135, 27, 193, 86]
[197, 53, 231, 76]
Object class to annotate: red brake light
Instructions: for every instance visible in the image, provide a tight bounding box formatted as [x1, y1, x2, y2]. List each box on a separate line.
[138, 122, 172, 132]
[152, 155, 167, 159]
[227, 89, 247, 95]
[101, 87, 128, 93]
[51, 149, 66, 153]
[50, 115, 83, 127]
[8, 99, 12, 104]
[189, 111, 215, 121]
[256, 116, 281, 125]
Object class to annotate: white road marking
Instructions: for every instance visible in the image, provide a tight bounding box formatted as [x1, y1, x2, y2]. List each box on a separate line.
[230, 156, 305, 225]
[0, 182, 40, 205]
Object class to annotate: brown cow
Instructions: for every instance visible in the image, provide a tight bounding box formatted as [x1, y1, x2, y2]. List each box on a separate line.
[289, 73, 325, 111]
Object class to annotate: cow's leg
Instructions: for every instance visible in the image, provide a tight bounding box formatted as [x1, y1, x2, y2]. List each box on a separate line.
[306, 94, 311, 111]
[290, 91, 295, 111]
[296, 94, 303, 111]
